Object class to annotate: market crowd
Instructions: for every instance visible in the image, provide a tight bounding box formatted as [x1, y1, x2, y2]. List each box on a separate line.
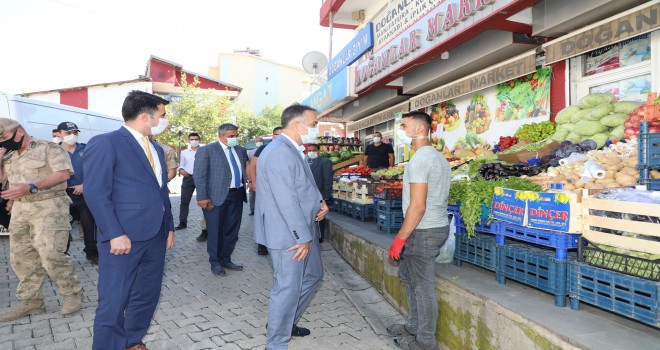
[0, 90, 451, 350]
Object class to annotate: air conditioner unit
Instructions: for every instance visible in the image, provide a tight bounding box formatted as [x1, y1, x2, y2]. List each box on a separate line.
[352, 10, 365, 21]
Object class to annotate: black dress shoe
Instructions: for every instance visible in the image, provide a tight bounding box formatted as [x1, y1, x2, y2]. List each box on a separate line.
[86, 255, 99, 265]
[291, 324, 310, 337]
[175, 224, 187, 230]
[221, 262, 243, 270]
[211, 265, 226, 276]
[196, 230, 208, 242]
[249, 210, 254, 216]
[257, 244, 268, 255]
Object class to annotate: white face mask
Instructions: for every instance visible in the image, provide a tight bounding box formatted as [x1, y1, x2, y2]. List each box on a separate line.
[255, 141, 263, 148]
[226, 137, 239, 147]
[62, 134, 78, 145]
[52, 137, 62, 144]
[297, 122, 319, 144]
[151, 118, 168, 135]
[397, 128, 429, 146]
[307, 151, 318, 159]
[189, 140, 200, 148]
[373, 137, 382, 143]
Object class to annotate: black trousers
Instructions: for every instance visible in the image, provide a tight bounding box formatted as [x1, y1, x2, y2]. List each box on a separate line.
[179, 176, 196, 225]
[68, 190, 98, 257]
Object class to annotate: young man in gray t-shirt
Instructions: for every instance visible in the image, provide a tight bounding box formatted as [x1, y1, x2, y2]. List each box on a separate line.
[387, 111, 451, 350]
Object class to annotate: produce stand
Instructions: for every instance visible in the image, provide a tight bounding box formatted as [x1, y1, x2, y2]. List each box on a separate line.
[331, 156, 362, 171]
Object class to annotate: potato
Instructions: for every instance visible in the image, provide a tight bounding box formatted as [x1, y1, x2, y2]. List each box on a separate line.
[563, 184, 576, 190]
[605, 183, 620, 188]
[603, 157, 622, 165]
[651, 170, 660, 179]
[620, 167, 638, 176]
[604, 170, 616, 179]
[605, 164, 623, 171]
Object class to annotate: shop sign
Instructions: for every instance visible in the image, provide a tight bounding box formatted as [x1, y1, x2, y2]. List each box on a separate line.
[491, 187, 526, 226]
[318, 116, 344, 123]
[346, 101, 410, 133]
[328, 23, 374, 80]
[303, 67, 353, 113]
[545, 3, 660, 64]
[355, 0, 518, 92]
[373, 0, 442, 50]
[410, 51, 536, 109]
[526, 192, 572, 232]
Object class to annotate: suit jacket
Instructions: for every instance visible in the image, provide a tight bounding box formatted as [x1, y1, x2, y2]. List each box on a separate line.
[83, 127, 174, 242]
[193, 141, 248, 206]
[254, 137, 322, 249]
[308, 157, 333, 200]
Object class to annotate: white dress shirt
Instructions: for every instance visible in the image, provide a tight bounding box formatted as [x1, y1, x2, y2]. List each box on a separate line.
[123, 125, 163, 187]
[179, 147, 197, 174]
[281, 133, 305, 160]
[219, 141, 243, 189]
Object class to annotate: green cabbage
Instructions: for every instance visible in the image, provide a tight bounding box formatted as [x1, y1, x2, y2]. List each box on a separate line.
[578, 93, 615, 109]
[584, 103, 613, 121]
[613, 101, 643, 114]
[574, 120, 608, 136]
[570, 108, 592, 123]
[555, 105, 581, 124]
[600, 113, 630, 127]
[566, 133, 581, 143]
[609, 125, 624, 140]
[591, 133, 609, 149]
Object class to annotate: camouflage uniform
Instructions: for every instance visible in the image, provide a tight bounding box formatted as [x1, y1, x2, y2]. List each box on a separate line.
[3, 139, 82, 301]
[158, 142, 178, 171]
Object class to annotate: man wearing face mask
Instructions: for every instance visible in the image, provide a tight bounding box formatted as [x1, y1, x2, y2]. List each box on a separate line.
[52, 129, 61, 144]
[0, 118, 82, 322]
[194, 123, 249, 276]
[149, 118, 177, 182]
[386, 111, 450, 350]
[254, 104, 329, 349]
[363, 131, 394, 170]
[57, 121, 98, 265]
[83, 90, 175, 350]
[306, 143, 332, 243]
[177, 132, 201, 232]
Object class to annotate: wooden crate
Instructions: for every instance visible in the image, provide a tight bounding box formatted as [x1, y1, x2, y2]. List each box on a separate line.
[581, 189, 660, 255]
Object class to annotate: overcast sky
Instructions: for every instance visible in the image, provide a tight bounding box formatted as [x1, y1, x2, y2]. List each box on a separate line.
[0, 0, 355, 94]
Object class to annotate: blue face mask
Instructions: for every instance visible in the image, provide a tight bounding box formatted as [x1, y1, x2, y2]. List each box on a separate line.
[226, 137, 238, 147]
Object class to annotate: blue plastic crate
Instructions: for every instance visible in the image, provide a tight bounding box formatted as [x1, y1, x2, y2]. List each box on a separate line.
[454, 233, 498, 272]
[341, 200, 354, 216]
[569, 262, 660, 328]
[376, 199, 403, 211]
[454, 211, 503, 236]
[638, 121, 660, 168]
[376, 224, 400, 234]
[499, 222, 580, 260]
[352, 203, 374, 222]
[497, 243, 571, 307]
[376, 210, 404, 227]
[448, 204, 459, 217]
[639, 168, 660, 190]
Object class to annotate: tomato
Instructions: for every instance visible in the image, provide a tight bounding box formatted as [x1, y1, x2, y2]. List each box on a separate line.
[649, 126, 660, 133]
[624, 120, 634, 129]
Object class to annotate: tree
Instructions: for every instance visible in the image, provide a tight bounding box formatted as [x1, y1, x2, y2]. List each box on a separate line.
[234, 104, 283, 145]
[156, 73, 233, 148]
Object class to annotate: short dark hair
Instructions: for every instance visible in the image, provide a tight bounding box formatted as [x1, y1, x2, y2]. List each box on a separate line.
[402, 111, 432, 129]
[373, 131, 382, 137]
[189, 132, 200, 140]
[218, 123, 238, 135]
[281, 104, 316, 128]
[121, 90, 169, 122]
[307, 143, 320, 151]
[273, 126, 282, 134]
[52, 129, 58, 133]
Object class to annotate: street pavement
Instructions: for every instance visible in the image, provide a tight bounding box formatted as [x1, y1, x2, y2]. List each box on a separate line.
[0, 178, 402, 350]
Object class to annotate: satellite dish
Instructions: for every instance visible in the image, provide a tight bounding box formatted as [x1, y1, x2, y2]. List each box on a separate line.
[302, 51, 328, 75]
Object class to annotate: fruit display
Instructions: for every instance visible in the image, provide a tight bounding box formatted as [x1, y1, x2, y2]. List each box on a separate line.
[550, 93, 641, 148]
[495, 68, 551, 121]
[334, 166, 371, 177]
[532, 140, 642, 190]
[465, 94, 492, 134]
[497, 136, 519, 151]
[431, 100, 461, 133]
[514, 121, 557, 142]
[371, 165, 406, 179]
[623, 94, 660, 139]
[374, 180, 403, 200]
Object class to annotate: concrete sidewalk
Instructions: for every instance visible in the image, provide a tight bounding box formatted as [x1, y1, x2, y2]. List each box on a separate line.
[0, 181, 402, 349]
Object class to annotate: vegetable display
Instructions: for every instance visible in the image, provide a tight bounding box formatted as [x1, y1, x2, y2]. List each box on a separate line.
[495, 68, 551, 121]
[465, 94, 491, 134]
[371, 165, 406, 179]
[478, 162, 542, 180]
[497, 136, 519, 151]
[334, 166, 371, 177]
[550, 93, 641, 148]
[623, 100, 660, 139]
[514, 121, 557, 142]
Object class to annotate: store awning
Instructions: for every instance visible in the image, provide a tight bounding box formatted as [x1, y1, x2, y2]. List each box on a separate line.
[346, 100, 410, 133]
[543, 1, 660, 64]
[409, 50, 537, 110]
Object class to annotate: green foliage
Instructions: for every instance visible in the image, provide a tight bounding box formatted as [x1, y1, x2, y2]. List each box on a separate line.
[234, 104, 283, 145]
[157, 73, 233, 147]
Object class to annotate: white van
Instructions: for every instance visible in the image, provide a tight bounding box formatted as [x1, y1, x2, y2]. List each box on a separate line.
[0, 92, 124, 143]
[0, 92, 124, 236]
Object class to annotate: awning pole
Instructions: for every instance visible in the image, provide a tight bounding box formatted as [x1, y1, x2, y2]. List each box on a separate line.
[329, 11, 334, 60]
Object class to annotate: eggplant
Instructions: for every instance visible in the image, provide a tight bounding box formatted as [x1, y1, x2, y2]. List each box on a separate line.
[560, 140, 573, 148]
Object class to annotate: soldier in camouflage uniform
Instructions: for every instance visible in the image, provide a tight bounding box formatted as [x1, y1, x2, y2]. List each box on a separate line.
[0, 118, 82, 322]
[150, 135, 178, 182]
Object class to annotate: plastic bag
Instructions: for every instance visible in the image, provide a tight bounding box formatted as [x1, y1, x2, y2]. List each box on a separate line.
[436, 214, 456, 263]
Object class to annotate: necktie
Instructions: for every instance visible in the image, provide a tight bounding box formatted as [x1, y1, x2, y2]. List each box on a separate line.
[141, 136, 156, 174]
[228, 147, 241, 188]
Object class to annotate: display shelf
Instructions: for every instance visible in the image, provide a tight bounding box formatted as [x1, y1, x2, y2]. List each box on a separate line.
[454, 233, 498, 272]
[352, 203, 374, 222]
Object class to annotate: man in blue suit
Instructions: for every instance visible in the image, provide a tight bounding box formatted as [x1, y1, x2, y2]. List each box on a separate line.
[194, 123, 249, 276]
[254, 104, 329, 349]
[84, 90, 175, 350]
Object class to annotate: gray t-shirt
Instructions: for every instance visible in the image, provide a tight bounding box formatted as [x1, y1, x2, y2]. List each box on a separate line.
[402, 145, 451, 229]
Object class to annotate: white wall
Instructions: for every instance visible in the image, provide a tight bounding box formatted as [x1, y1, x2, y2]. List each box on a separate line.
[88, 82, 152, 117]
[24, 92, 60, 104]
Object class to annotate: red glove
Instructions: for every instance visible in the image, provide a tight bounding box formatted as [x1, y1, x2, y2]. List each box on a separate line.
[388, 237, 407, 260]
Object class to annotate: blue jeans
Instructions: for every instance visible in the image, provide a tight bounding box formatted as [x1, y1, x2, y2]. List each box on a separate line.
[398, 226, 449, 350]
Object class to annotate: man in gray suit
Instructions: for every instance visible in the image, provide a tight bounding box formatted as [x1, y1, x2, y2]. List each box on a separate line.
[254, 104, 329, 349]
[194, 123, 249, 276]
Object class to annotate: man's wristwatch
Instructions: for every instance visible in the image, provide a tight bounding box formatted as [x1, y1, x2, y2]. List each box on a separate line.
[29, 183, 39, 194]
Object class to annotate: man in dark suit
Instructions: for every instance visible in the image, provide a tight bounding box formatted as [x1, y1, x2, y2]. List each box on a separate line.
[306, 143, 333, 242]
[194, 123, 249, 276]
[254, 105, 329, 349]
[84, 91, 175, 350]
